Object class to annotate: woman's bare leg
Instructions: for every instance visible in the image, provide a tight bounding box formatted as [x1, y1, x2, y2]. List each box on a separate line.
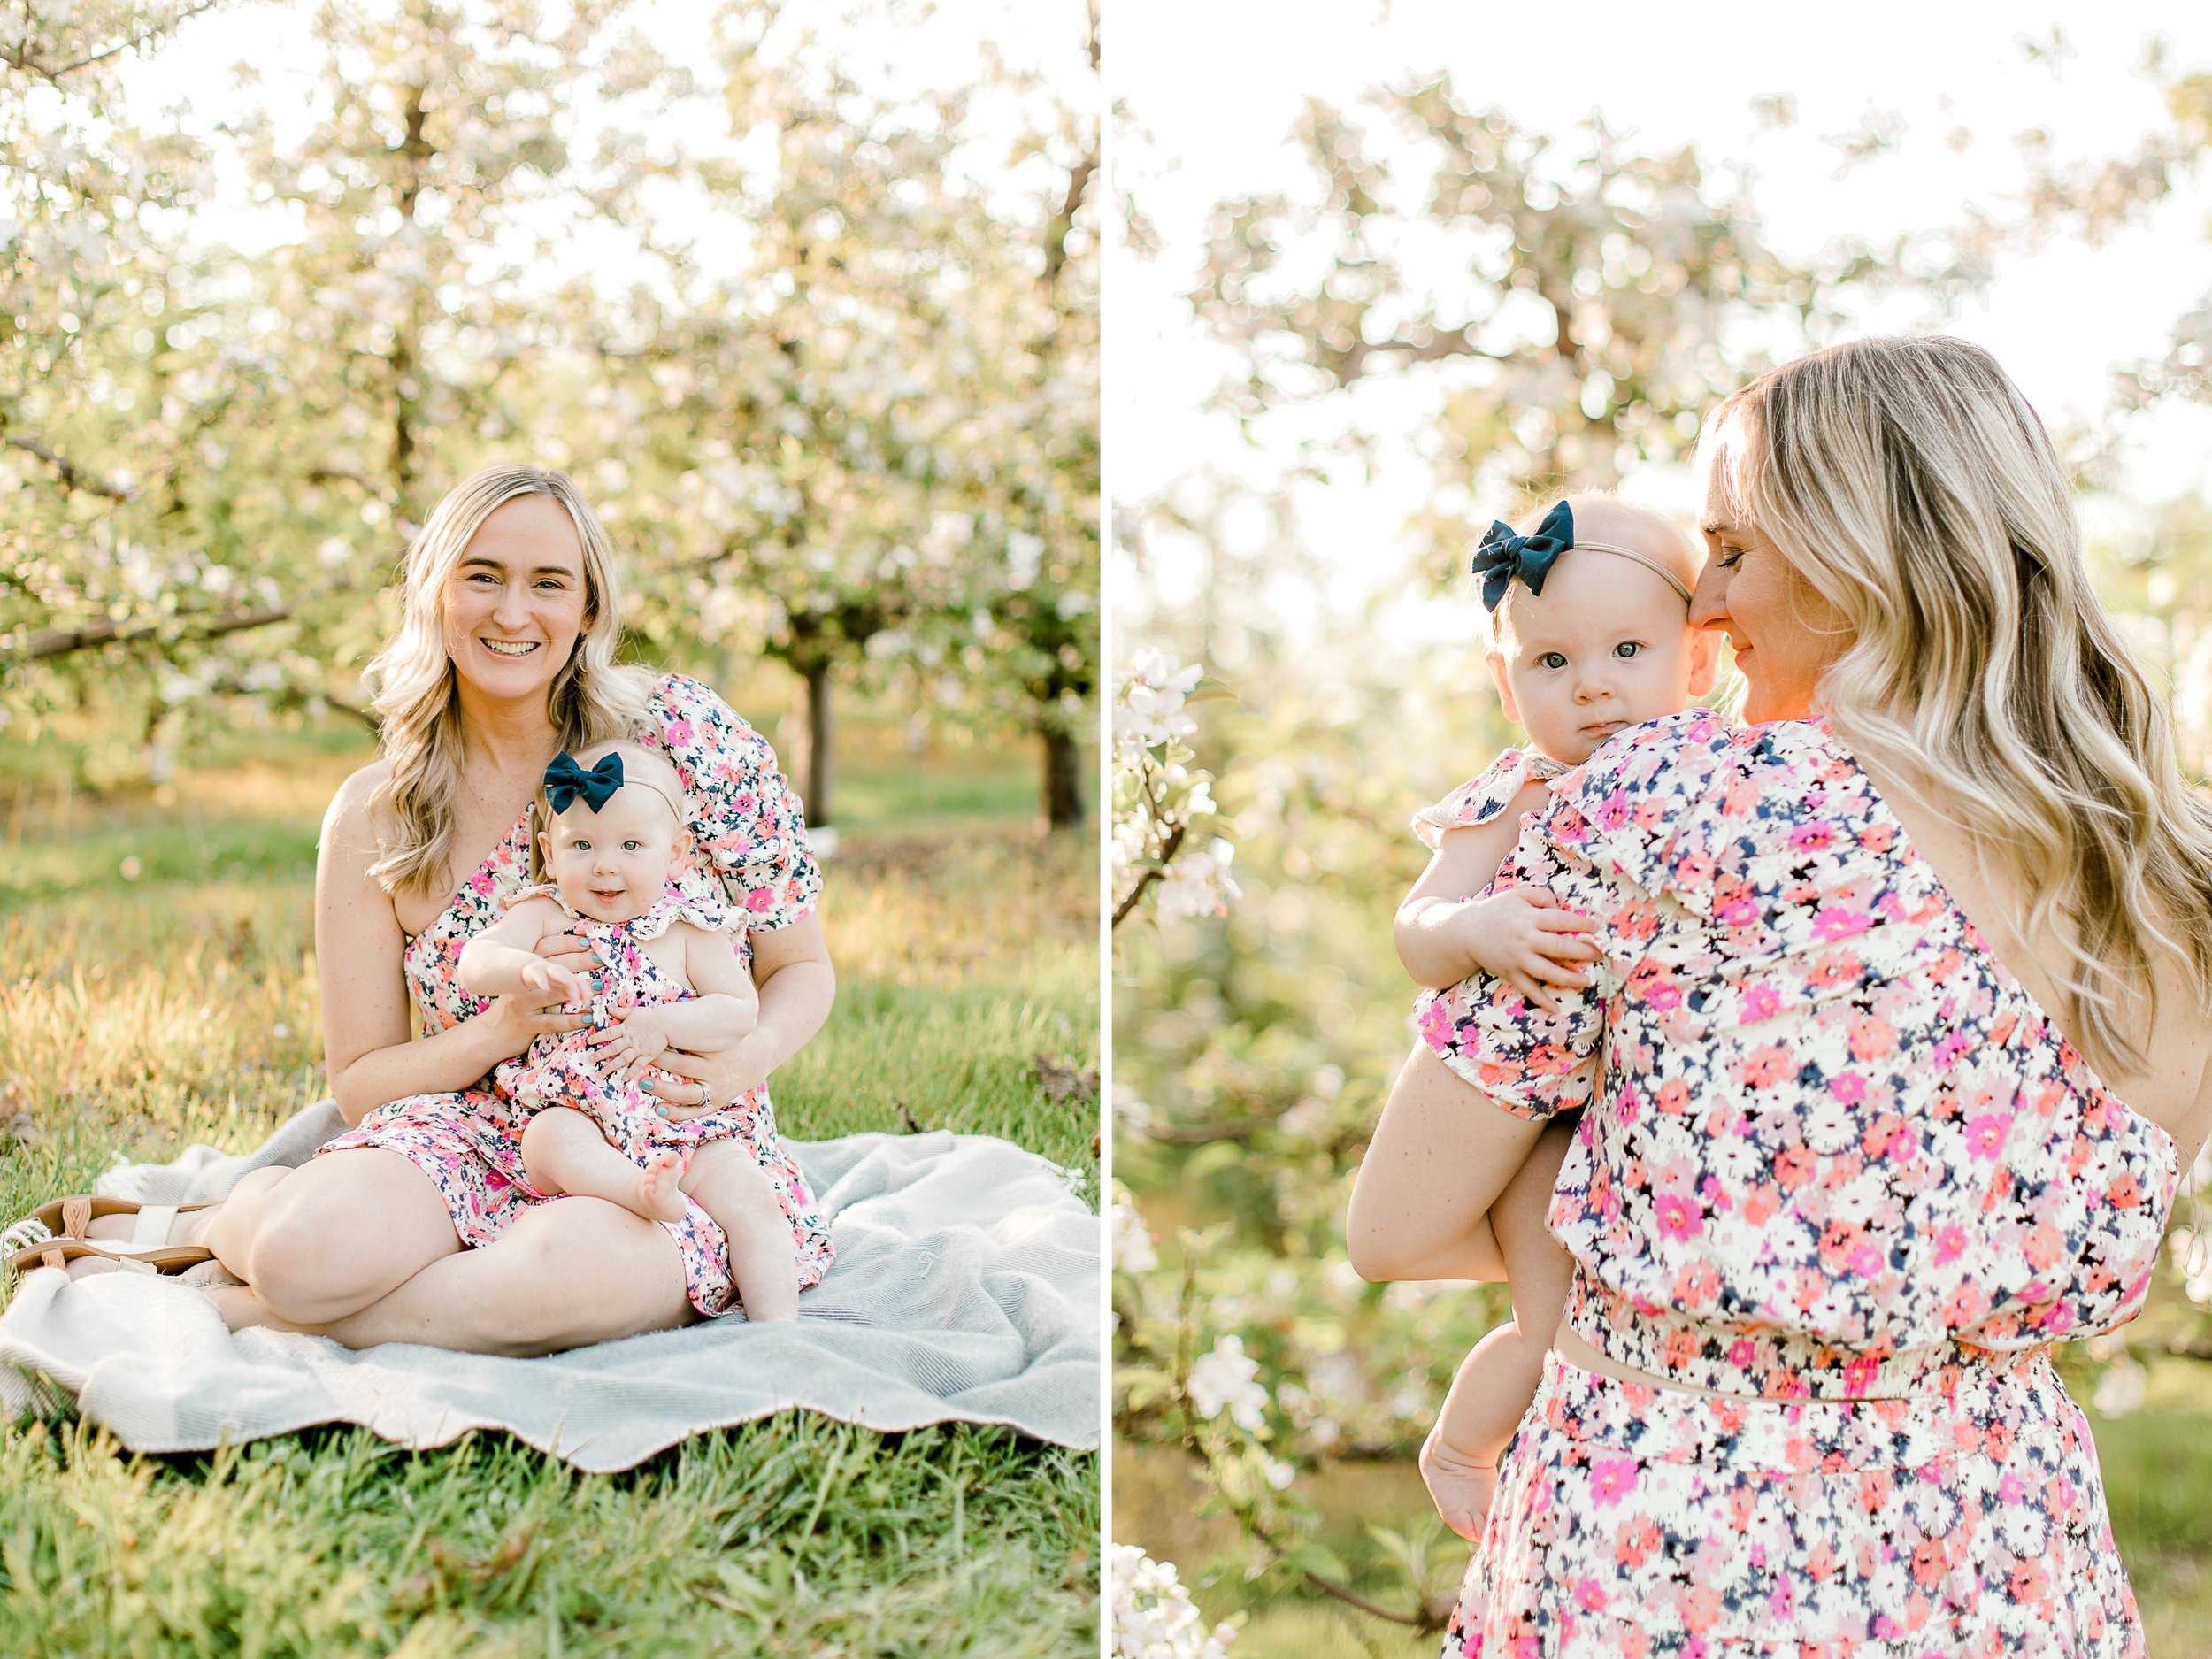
[206, 1195, 695, 1356]
[196, 1149, 462, 1325]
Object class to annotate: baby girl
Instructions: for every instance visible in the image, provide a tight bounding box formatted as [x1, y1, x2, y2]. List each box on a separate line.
[457, 739, 802, 1322]
[1394, 495, 1720, 1536]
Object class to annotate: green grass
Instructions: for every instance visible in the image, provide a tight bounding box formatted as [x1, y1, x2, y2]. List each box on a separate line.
[0, 724, 1100, 1657]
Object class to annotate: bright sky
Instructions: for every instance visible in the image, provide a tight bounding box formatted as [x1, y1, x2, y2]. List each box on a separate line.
[1107, 0, 2212, 622]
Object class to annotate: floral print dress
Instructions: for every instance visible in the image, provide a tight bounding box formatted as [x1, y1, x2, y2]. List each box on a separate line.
[1417, 710, 2179, 1657]
[319, 672, 833, 1317]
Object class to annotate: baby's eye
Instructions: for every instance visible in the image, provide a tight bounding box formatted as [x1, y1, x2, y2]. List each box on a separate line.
[1613, 641, 1641, 659]
[624, 841, 642, 852]
[571, 840, 590, 851]
[1539, 651, 1568, 671]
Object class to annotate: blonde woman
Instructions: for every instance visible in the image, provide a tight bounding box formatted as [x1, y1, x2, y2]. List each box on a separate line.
[1352, 337, 2212, 1655]
[61, 465, 834, 1348]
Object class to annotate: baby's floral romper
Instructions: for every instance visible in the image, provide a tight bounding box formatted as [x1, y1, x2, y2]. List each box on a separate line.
[490, 885, 834, 1296]
[319, 673, 834, 1316]
[1421, 710, 2177, 1657]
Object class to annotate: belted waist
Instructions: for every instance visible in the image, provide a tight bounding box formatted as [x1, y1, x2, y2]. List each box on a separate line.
[1566, 1272, 2054, 1403]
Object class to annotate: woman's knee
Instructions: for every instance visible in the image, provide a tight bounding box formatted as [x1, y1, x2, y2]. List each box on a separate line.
[242, 1154, 456, 1323]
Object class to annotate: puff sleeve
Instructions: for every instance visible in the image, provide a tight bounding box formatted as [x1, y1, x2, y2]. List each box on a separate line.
[1409, 747, 1568, 851]
[643, 673, 822, 930]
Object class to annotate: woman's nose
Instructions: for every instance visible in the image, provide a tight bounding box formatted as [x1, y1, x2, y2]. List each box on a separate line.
[492, 580, 531, 629]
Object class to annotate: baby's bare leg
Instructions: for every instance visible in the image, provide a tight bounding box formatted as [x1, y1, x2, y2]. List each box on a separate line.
[681, 1140, 798, 1323]
[1423, 1114, 1580, 1538]
[522, 1108, 687, 1225]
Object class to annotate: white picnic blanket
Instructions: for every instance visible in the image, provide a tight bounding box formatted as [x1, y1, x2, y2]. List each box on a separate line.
[0, 1102, 1100, 1471]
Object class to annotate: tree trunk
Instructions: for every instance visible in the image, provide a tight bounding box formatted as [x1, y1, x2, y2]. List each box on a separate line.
[1040, 723, 1084, 833]
[791, 659, 834, 828]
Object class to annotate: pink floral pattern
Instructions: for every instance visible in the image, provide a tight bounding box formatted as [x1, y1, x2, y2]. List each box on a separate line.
[1446, 1347, 2147, 1656]
[1421, 711, 2178, 1655]
[319, 672, 830, 1318]
[493, 885, 834, 1300]
[1411, 745, 1571, 852]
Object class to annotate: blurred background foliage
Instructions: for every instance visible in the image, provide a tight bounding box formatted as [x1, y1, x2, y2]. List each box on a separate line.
[1112, 45, 2212, 1659]
[1, 0, 1097, 830]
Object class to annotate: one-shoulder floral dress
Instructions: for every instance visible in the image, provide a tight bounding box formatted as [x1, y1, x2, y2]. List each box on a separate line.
[319, 673, 835, 1317]
[1418, 710, 2178, 1657]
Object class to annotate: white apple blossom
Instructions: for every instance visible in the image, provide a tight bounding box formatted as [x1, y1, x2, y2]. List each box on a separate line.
[1113, 1187, 1159, 1274]
[1187, 1334, 1269, 1432]
[1110, 1544, 1236, 1659]
[1156, 840, 1240, 920]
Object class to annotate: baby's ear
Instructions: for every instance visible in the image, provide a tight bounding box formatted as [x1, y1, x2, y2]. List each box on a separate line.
[1485, 649, 1520, 724]
[1686, 627, 1724, 697]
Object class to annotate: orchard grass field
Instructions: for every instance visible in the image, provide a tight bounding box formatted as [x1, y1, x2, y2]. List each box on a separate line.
[0, 697, 1100, 1657]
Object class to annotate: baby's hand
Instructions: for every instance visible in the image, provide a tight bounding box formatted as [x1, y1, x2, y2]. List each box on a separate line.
[1419, 1426, 1499, 1544]
[518, 957, 590, 1008]
[588, 1006, 671, 1079]
[1458, 887, 1600, 1013]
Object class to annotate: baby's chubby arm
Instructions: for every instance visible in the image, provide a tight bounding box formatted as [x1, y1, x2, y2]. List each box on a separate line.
[1395, 779, 1601, 1010]
[588, 924, 758, 1070]
[456, 898, 589, 1005]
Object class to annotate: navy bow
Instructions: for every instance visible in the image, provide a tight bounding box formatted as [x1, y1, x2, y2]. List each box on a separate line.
[1470, 500, 1576, 611]
[543, 749, 624, 814]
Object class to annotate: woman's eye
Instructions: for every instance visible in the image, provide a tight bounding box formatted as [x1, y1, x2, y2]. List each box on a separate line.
[1717, 546, 1746, 570]
[1614, 641, 1641, 659]
[1540, 652, 1568, 671]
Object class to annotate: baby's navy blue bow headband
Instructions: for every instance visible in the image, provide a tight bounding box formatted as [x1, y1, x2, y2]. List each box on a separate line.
[543, 749, 625, 814]
[1470, 499, 1694, 611]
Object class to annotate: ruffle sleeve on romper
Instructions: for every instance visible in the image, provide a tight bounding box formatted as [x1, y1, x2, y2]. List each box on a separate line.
[1409, 746, 1571, 850]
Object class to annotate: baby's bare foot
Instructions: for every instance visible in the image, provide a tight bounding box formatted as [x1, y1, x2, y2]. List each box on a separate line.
[637, 1151, 689, 1224]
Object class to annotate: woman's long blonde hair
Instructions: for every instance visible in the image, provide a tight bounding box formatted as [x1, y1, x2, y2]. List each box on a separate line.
[364, 464, 653, 897]
[1703, 334, 2212, 1073]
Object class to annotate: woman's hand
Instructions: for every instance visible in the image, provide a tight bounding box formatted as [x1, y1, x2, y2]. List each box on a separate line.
[480, 989, 592, 1059]
[467, 928, 596, 1058]
[1419, 1426, 1499, 1543]
[642, 1029, 776, 1118]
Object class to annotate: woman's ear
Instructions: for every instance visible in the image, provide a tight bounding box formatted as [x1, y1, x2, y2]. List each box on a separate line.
[1486, 649, 1521, 724]
[1686, 627, 1724, 697]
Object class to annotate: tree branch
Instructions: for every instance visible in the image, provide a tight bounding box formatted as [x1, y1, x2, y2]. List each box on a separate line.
[2, 603, 292, 663]
[4, 434, 132, 500]
[0, 0, 226, 87]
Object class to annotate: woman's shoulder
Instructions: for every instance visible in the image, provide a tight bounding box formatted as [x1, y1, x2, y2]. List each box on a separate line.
[1544, 712, 1852, 897]
[321, 757, 394, 848]
[1562, 710, 1843, 811]
[639, 672, 778, 763]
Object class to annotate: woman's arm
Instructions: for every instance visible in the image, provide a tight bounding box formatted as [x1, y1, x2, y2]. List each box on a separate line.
[315, 768, 586, 1125]
[647, 913, 834, 1110]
